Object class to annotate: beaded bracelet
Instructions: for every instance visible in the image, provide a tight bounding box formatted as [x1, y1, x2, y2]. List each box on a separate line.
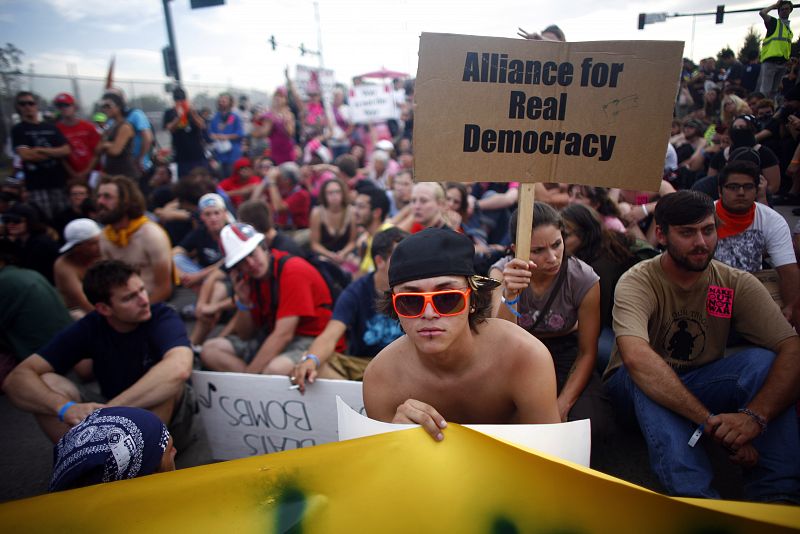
[738, 408, 767, 434]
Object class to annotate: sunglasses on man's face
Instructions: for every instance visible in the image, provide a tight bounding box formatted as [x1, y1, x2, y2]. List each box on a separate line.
[392, 288, 471, 319]
[17, 101, 36, 107]
[2, 215, 23, 224]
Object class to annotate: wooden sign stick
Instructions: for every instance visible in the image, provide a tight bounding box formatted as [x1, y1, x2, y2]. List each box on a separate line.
[514, 183, 535, 261]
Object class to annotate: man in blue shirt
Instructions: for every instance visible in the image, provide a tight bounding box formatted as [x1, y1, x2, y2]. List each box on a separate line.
[209, 93, 244, 177]
[2, 260, 195, 448]
[291, 227, 408, 391]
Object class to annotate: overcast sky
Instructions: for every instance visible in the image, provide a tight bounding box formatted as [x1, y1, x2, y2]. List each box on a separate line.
[0, 0, 772, 93]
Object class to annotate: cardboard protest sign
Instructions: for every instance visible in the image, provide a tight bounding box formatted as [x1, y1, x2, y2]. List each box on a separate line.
[414, 33, 683, 191]
[349, 83, 401, 123]
[295, 65, 336, 100]
[192, 371, 364, 460]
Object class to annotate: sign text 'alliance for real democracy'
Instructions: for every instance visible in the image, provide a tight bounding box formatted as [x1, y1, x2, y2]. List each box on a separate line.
[459, 52, 624, 161]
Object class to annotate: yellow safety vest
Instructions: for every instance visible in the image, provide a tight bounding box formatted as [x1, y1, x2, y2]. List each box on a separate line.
[761, 18, 793, 62]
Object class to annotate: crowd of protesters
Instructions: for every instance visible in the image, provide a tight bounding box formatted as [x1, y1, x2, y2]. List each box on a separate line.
[0, 11, 799, 503]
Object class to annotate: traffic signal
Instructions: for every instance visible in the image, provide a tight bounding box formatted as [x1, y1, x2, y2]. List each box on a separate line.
[162, 46, 178, 78]
[190, 0, 224, 8]
[716, 5, 725, 24]
[638, 13, 646, 30]
[269, 35, 277, 51]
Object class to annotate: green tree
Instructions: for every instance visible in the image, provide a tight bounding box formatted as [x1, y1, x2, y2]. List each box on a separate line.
[0, 43, 24, 166]
[738, 26, 761, 63]
[716, 46, 734, 66]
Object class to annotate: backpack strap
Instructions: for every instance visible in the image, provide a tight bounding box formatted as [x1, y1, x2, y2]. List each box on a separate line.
[269, 253, 293, 326]
[528, 256, 569, 331]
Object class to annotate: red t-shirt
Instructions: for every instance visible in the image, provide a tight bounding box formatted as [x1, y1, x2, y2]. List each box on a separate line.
[276, 186, 311, 229]
[218, 175, 261, 207]
[249, 250, 341, 347]
[56, 119, 101, 173]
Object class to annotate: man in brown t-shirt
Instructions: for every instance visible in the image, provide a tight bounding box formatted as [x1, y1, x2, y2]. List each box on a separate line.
[604, 190, 800, 503]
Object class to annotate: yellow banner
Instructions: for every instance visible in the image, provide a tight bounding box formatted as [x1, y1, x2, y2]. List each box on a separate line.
[1, 425, 798, 533]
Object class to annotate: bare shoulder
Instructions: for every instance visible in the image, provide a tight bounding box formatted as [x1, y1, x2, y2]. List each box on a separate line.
[364, 335, 408, 382]
[363, 336, 411, 419]
[139, 221, 169, 242]
[477, 318, 551, 365]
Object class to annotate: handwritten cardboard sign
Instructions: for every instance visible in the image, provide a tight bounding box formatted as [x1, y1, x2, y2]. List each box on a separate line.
[349, 83, 401, 123]
[414, 33, 683, 190]
[192, 371, 364, 460]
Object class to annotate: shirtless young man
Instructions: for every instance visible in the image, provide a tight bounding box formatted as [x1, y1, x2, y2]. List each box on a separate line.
[97, 175, 173, 303]
[54, 218, 102, 319]
[363, 228, 560, 440]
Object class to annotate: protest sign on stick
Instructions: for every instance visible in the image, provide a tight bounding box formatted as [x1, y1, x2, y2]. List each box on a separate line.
[413, 33, 683, 259]
[414, 33, 683, 189]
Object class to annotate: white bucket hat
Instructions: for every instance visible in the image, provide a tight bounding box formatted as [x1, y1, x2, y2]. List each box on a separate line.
[219, 223, 264, 269]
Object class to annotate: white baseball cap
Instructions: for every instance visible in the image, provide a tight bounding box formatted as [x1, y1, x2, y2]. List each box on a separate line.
[375, 139, 394, 152]
[219, 223, 265, 269]
[60, 218, 101, 253]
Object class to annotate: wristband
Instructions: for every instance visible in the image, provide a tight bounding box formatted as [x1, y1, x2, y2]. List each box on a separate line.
[688, 413, 714, 447]
[235, 298, 254, 311]
[302, 353, 320, 369]
[738, 408, 768, 434]
[641, 204, 649, 217]
[503, 299, 523, 318]
[501, 290, 520, 305]
[792, 160, 800, 165]
[58, 401, 76, 422]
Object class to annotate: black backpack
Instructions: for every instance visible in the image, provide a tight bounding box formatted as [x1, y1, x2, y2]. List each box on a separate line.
[269, 253, 351, 318]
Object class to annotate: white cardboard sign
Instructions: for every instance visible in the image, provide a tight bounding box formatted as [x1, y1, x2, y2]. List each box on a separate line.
[192, 371, 364, 460]
[336, 397, 591, 466]
[295, 65, 336, 101]
[348, 83, 400, 123]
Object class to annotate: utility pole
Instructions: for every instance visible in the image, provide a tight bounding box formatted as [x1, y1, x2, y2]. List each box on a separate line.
[162, 0, 181, 82]
[314, 1, 324, 69]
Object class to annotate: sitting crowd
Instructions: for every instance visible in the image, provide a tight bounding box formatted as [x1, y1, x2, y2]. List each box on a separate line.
[1, 54, 799, 505]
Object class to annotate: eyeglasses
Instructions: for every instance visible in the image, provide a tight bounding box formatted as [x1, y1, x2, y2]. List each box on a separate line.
[392, 288, 471, 318]
[17, 101, 36, 107]
[722, 183, 756, 192]
[55, 102, 72, 108]
[2, 215, 23, 224]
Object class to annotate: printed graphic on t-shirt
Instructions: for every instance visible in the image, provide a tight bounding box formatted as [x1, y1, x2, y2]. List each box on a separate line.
[706, 285, 734, 318]
[714, 229, 765, 272]
[363, 315, 403, 347]
[518, 310, 566, 332]
[662, 316, 706, 366]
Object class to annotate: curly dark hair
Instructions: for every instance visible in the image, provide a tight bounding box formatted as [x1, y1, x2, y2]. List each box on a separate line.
[375, 275, 495, 333]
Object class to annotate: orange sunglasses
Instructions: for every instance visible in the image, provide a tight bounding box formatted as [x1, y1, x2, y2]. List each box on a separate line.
[392, 287, 471, 318]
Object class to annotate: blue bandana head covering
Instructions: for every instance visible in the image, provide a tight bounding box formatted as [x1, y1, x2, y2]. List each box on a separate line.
[49, 407, 170, 492]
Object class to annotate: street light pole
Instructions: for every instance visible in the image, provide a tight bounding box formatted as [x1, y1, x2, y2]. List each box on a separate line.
[162, 0, 182, 82]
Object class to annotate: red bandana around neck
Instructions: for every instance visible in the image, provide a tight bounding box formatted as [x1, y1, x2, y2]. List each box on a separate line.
[715, 200, 755, 240]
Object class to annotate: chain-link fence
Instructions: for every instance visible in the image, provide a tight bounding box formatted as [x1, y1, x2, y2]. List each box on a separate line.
[1, 72, 271, 161]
